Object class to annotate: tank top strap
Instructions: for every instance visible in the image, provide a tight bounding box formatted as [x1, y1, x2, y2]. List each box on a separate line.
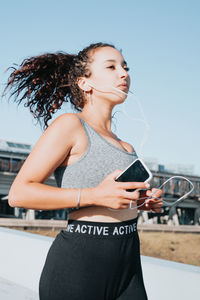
[75, 114, 136, 156]
[75, 114, 98, 143]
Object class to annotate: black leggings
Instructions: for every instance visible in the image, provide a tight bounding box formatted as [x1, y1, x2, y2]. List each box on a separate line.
[39, 217, 148, 300]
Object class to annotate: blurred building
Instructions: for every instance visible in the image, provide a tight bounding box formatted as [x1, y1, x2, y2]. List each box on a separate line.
[0, 139, 61, 220]
[143, 157, 195, 176]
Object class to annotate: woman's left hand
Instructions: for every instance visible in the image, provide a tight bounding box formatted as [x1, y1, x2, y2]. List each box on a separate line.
[137, 188, 163, 213]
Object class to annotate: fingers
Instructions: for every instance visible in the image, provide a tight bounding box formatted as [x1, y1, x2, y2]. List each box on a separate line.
[118, 181, 150, 191]
[145, 203, 163, 213]
[150, 188, 163, 198]
[146, 198, 163, 206]
[147, 199, 163, 207]
[112, 199, 137, 210]
[107, 169, 123, 180]
[145, 197, 163, 212]
[123, 190, 140, 200]
[145, 189, 162, 201]
[122, 199, 136, 208]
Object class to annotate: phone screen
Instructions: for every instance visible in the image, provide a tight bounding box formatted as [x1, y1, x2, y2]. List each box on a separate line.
[116, 159, 150, 183]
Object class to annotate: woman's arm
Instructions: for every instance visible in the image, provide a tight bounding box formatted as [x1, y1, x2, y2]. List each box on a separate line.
[8, 113, 153, 211]
[8, 114, 92, 210]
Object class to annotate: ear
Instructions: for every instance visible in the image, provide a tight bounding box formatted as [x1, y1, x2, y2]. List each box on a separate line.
[77, 77, 92, 92]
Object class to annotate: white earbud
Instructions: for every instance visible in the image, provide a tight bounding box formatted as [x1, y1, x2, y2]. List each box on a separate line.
[85, 81, 92, 88]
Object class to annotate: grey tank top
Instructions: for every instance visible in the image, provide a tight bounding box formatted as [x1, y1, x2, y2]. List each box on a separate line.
[54, 115, 138, 214]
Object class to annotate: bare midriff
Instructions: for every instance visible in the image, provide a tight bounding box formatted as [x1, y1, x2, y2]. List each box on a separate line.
[68, 206, 138, 222]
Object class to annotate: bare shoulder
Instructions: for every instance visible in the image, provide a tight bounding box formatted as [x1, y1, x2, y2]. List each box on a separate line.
[37, 113, 83, 152]
[32, 113, 83, 151]
[49, 113, 82, 133]
[16, 113, 83, 183]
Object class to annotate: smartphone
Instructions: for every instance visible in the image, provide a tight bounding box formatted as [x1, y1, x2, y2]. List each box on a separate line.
[115, 158, 152, 191]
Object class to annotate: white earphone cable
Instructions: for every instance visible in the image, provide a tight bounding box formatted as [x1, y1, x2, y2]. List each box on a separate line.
[84, 81, 195, 211]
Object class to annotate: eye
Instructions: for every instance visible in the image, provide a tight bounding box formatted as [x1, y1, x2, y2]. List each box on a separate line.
[107, 65, 115, 70]
[124, 66, 130, 71]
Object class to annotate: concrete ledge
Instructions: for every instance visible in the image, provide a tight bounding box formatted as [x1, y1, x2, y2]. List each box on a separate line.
[0, 218, 67, 230]
[0, 218, 200, 233]
[0, 277, 38, 300]
[138, 223, 200, 233]
[0, 227, 53, 293]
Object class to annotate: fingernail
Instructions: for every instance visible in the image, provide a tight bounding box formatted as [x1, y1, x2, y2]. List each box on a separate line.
[145, 183, 150, 188]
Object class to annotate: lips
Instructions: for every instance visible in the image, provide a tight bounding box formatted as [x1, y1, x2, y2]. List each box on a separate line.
[118, 83, 129, 90]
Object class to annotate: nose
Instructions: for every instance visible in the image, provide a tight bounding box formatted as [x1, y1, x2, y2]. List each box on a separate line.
[119, 66, 128, 79]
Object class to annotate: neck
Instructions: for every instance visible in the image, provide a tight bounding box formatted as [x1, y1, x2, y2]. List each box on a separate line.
[79, 98, 115, 131]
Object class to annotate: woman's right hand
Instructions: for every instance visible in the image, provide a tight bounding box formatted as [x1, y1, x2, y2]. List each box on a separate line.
[92, 169, 150, 210]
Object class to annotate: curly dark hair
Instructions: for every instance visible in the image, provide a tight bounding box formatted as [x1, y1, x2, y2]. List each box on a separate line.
[4, 42, 115, 129]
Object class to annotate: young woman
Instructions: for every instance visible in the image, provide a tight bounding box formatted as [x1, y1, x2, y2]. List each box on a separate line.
[6, 42, 163, 300]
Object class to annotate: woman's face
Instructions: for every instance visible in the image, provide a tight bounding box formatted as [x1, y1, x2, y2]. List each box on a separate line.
[87, 46, 130, 104]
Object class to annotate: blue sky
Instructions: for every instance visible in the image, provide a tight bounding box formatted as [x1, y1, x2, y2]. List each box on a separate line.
[0, 0, 200, 175]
